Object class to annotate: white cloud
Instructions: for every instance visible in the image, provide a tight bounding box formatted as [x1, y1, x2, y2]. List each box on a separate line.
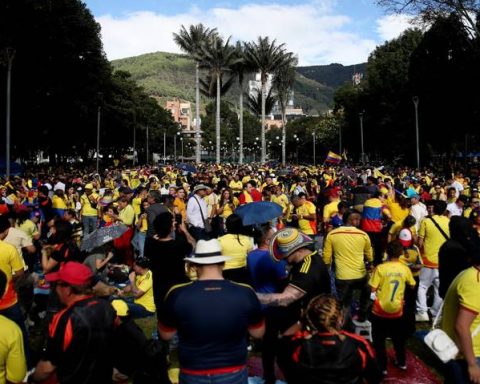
[376, 14, 414, 42]
[96, 2, 380, 65]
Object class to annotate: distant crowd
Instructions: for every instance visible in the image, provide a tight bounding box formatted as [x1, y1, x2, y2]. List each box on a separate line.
[0, 162, 480, 384]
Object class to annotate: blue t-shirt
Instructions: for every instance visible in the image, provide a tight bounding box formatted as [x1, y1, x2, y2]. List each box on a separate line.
[159, 280, 263, 371]
[247, 249, 288, 294]
[330, 214, 344, 229]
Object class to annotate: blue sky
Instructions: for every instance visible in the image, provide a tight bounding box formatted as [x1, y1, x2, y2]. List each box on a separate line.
[83, 0, 413, 65]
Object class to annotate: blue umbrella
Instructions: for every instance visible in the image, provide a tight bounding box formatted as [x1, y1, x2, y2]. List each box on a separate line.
[175, 163, 197, 173]
[235, 201, 283, 226]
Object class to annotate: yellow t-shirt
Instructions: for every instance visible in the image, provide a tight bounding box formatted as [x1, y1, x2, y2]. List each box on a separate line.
[132, 197, 142, 218]
[174, 198, 187, 221]
[271, 194, 289, 215]
[16, 219, 39, 240]
[387, 197, 409, 224]
[135, 270, 156, 313]
[0, 315, 26, 383]
[218, 234, 253, 270]
[369, 261, 416, 318]
[388, 222, 417, 239]
[0, 241, 24, 310]
[81, 193, 99, 217]
[399, 246, 423, 278]
[119, 204, 135, 226]
[323, 200, 339, 222]
[441, 267, 480, 357]
[229, 180, 243, 192]
[297, 201, 317, 235]
[52, 195, 67, 210]
[418, 215, 450, 268]
[323, 226, 373, 280]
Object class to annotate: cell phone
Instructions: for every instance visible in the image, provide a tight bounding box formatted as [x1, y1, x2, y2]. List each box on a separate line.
[175, 214, 182, 225]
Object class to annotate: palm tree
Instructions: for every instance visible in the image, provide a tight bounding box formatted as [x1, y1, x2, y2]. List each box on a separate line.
[273, 52, 298, 165]
[197, 36, 238, 163]
[246, 87, 277, 117]
[244, 37, 286, 163]
[173, 24, 217, 163]
[229, 42, 253, 165]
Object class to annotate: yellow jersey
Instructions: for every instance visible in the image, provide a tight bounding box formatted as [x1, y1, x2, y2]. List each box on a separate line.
[441, 267, 480, 357]
[369, 260, 415, 318]
[135, 270, 156, 313]
[418, 215, 449, 268]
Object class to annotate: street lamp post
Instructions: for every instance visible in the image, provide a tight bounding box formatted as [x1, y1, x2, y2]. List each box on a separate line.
[163, 131, 166, 163]
[180, 137, 184, 160]
[174, 134, 177, 162]
[96, 92, 102, 173]
[146, 125, 149, 164]
[413, 96, 420, 169]
[359, 112, 365, 163]
[312, 132, 316, 166]
[4, 48, 15, 178]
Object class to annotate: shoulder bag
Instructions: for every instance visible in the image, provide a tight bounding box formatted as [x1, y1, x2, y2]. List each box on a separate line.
[192, 196, 212, 234]
[424, 302, 480, 363]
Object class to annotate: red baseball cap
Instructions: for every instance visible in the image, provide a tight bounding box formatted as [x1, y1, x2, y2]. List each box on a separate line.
[46, 262, 93, 286]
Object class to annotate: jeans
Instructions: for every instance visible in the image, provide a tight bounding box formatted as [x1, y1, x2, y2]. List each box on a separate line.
[445, 357, 480, 384]
[179, 367, 248, 384]
[124, 300, 155, 319]
[0, 302, 31, 368]
[82, 215, 97, 235]
[416, 267, 442, 316]
[132, 231, 146, 257]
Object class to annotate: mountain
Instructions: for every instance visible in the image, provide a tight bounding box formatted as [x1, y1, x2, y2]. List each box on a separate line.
[297, 63, 367, 88]
[111, 51, 366, 115]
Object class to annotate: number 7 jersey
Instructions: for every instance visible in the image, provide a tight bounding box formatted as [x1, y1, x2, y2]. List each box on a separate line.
[369, 261, 416, 318]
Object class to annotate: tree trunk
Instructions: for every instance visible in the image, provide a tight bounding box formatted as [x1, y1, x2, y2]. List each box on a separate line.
[239, 86, 244, 165]
[261, 81, 266, 163]
[195, 63, 201, 163]
[216, 73, 221, 164]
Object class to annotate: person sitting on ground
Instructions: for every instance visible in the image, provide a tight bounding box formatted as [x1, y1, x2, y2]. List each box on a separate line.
[118, 257, 156, 319]
[111, 300, 171, 384]
[284, 294, 381, 384]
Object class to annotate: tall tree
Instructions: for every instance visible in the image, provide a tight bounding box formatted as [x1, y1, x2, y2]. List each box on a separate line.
[377, 0, 480, 38]
[173, 24, 217, 163]
[245, 37, 287, 163]
[272, 52, 298, 165]
[197, 36, 238, 163]
[229, 42, 253, 164]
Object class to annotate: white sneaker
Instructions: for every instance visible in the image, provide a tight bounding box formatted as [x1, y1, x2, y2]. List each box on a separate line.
[415, 312, 429, 322]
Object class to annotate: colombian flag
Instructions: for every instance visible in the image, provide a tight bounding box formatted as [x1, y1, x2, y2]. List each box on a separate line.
[325, 151, 342, 164]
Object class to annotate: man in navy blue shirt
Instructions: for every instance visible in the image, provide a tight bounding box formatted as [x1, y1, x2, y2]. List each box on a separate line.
[158, 239, 265, 384]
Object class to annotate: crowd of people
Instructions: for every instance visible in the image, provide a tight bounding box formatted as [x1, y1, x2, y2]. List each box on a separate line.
[0, 162, 480, 384]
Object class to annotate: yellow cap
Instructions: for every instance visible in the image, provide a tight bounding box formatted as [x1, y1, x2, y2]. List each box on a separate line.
[85, 183, 94, 190]
[111, 299, 129, 317]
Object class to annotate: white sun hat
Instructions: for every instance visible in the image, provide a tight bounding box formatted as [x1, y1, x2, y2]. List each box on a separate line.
[184, 239, 231, 264]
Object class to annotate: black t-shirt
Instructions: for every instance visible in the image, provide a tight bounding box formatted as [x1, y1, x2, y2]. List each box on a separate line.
[285, 331, 382, 384]
[50, 242, 83, 272]
[45, 296, 116, 384]
[144, 235, 192, 310]
[159, 280, 264, 370]
[280, 252, 331, 332]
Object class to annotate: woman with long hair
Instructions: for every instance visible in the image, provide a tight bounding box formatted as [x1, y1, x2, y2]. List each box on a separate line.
[215, 188, 236, 235]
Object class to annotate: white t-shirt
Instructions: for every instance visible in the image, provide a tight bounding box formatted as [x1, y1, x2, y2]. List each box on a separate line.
[410, 202, 428, 231]
[447, 202, 463, 217]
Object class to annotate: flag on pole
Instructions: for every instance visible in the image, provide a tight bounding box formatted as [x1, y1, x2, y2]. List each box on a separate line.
[325, 151, 342, 164]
